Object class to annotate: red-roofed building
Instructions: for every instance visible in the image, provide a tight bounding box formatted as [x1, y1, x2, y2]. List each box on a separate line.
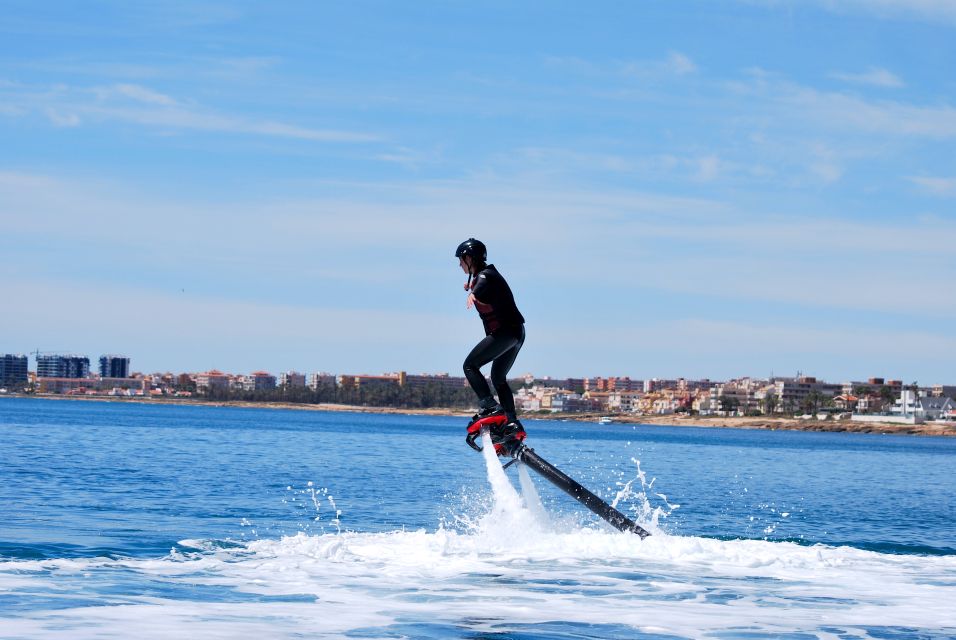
[194, 370, 231, 392]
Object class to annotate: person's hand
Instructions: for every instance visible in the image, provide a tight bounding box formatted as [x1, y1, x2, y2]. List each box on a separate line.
[463, 280, 471, 291]
[466, 293, 476, 309]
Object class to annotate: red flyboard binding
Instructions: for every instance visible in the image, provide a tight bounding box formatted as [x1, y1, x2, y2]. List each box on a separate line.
[465, 413, 508, 452]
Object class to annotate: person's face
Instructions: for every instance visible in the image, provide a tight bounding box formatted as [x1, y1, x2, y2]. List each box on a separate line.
[459, 256, 472, 274]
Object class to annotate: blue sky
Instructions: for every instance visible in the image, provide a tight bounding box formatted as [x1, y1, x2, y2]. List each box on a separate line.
[1, 1, 955, 383]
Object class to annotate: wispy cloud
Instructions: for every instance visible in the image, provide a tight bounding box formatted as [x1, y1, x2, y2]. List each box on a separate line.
[623, 50, 699, 78]
[829, 67, 904, 88]
[1, 81, 381, 143]
[825, 0, 956, 24]
[696, 155, 721, 182]
[744, 0, 956, 24]
[908, 176, 956, 197]
[44, 108, 80, 127]
[547, 50, 698, 81]
[732, 72, 956, 138]
[666, 51, 698, 75]
[659, 319, 956, 376]
[4, 169, 954, 310]
[108, 83, 178, 106]
[808, 144, 843, 184]
[15, 55, 281, 83]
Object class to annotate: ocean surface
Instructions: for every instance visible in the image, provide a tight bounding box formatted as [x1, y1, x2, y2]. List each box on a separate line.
[1, 397, 954, 639]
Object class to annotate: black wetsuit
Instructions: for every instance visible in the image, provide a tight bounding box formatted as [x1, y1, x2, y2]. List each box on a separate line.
[463, 264, 526, 421]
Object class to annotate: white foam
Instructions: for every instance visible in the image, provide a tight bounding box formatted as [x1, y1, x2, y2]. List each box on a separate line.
[3, 529, 955, 638]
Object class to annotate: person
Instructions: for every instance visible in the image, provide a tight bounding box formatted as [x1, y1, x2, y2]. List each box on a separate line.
[455, 238, 527, 453]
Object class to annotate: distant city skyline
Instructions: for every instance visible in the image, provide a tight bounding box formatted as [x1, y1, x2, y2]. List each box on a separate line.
[2, 2, 955, 381]
[3, 349, 949, 388]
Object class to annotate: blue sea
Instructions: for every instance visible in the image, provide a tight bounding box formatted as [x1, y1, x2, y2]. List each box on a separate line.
[1, 397, 954, 639]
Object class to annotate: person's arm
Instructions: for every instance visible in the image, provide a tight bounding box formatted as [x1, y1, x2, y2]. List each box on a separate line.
[468, 272, 490, 309]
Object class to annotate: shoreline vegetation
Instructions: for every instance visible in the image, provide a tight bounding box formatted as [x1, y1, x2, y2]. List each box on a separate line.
[6, 393, 955, 437]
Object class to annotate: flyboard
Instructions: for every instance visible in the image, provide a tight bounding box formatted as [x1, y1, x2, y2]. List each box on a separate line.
[466, 414, 651, 538]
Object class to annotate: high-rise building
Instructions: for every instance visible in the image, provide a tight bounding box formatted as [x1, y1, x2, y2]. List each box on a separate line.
[36, 354, 90, 378]
[0, 354, 29, 386]
[99, 355, 130, 378]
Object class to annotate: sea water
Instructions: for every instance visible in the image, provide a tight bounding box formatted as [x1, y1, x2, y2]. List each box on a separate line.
[0, 397, 954, 639]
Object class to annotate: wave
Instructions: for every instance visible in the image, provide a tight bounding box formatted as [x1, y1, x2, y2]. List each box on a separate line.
[2, 526, 955, 638]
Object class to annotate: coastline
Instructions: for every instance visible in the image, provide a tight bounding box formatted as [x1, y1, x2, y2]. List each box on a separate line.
[4, 393, 955, 437]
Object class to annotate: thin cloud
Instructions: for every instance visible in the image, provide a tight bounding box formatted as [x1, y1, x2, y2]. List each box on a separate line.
[825, 0, 956, 24]
[622, 51, 698, 78]
[555, 50, 699, 80]
[1, 80, 381, 143]
[666, 319, 956, 370]
[110, 83, 178, 106]
[666, 51, 698, 75]
[745, 0, 956, 24]
[908, 176, 956, 197]
[829, 67, 904, 88]
[808, 144, 843, 184]
[44, 108, 80, 127]
[733, 75, 956, 138]
[696, 155, 721, 182]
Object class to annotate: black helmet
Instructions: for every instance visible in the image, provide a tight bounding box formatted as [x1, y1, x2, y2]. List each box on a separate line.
[455, 238, 487, 262]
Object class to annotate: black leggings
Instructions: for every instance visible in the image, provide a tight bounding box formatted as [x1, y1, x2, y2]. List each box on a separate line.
[463, 325, 525, 420]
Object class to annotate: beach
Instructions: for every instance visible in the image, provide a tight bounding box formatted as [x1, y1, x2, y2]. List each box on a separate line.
[8, 393, 955, 437]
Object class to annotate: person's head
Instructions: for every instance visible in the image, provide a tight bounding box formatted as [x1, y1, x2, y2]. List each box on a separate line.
[455, 238, 487, 275]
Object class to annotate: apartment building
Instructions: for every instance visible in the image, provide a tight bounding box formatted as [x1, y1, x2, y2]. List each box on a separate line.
[931, 384, 956, 399]
[770, 376, 842, 413]
[337, 372, 403, 388]
[37, 354, 90, 379]
[607, 389, 644, 412]
[278, 371, 307, 388]
[0, 354, 28, 386]
[99, 355, 130, 378]
[585, 377, 643, 392]
[403, 372, 469, 390]
[308, 372, 336, 390]
[194, 370, 231, 392]
[241, 371, 276, 391]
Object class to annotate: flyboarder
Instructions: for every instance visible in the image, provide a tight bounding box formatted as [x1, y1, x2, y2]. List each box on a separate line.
[455, 238, 650, 537]
[455, 238, 527, 454]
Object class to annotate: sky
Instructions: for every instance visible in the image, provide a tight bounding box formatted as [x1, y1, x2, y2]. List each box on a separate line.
[1, 1, 954, 383]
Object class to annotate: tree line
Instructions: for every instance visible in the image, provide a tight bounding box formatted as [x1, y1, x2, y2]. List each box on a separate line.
[201, 380, 513, 409]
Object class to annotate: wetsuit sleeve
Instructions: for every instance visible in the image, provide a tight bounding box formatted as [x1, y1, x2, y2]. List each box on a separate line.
[471, 271, 492, 301]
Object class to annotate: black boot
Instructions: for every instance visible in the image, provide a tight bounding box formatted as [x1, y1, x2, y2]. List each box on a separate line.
[490, 420, 527, 456]
[470, 401, 504, 423]
[465, 402, 506, 452]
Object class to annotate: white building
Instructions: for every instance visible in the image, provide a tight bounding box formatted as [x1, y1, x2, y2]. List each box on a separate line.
[308, 372, 336, 391]
[852, 390, 953, 425]
[278, 371, 306, 388]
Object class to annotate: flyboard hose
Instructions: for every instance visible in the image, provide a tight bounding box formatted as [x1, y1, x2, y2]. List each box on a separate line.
[509, 443, 651, 538]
